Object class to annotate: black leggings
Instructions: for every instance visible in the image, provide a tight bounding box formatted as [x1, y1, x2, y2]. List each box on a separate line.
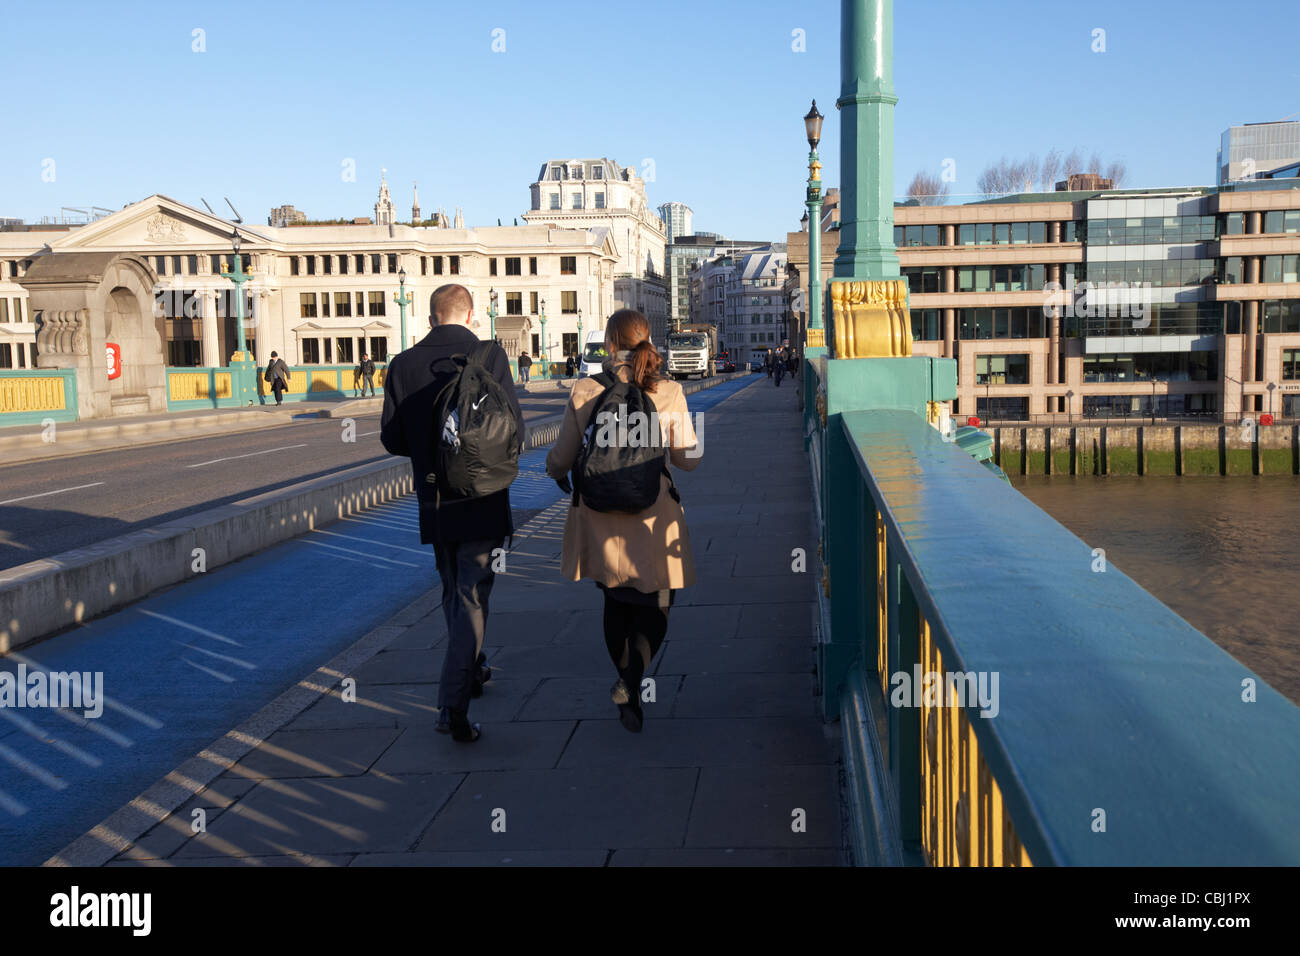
[601, 592, 670, 685]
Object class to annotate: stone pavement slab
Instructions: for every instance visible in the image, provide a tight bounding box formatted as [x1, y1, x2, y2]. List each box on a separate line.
[100, 377, 846, 866]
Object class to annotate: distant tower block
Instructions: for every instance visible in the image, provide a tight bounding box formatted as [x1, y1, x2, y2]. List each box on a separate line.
[412, 181, 421, 224]
[374, 169, 395, 226]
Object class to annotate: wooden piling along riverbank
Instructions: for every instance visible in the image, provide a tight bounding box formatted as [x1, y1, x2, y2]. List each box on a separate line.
[991, 424, 1300, 476]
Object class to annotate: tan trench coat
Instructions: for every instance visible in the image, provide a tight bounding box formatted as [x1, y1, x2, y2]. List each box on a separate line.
[544, 362, 702, 593]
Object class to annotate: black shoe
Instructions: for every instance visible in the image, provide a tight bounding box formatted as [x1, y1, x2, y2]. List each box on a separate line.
[614, 671, 643, 732]
[471, 652, 491, 698]
[447, 707, 481, 743]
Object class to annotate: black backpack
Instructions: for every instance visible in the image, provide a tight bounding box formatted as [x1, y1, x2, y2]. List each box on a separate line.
[429, 341, 520, 498]
[573, 372, 678, 514]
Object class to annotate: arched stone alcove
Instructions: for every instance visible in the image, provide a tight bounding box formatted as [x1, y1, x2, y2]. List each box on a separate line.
[18, 252, 164, 419]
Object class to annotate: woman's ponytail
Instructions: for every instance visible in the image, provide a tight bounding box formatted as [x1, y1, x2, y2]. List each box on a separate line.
[605, 309, 662, 392]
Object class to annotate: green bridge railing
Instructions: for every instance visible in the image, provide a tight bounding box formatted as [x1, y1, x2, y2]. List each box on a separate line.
[804, 354, 1300, 866]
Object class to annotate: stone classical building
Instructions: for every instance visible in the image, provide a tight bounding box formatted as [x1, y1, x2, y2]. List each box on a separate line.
[1, 190, 620, 419]
[522, 158, 669, 342]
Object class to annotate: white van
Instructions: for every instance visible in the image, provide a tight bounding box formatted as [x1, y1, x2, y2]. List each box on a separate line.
[578, 329, 608, 377]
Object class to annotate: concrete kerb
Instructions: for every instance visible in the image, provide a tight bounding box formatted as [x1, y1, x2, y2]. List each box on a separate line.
[44, 501, 569, 868]
[0, 458, 414, 654]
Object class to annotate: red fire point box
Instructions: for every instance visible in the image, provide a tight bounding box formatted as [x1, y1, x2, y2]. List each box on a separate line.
[106, 342, 122, 380]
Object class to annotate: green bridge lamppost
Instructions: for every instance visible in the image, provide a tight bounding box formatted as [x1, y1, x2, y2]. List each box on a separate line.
[220, 229, 257, 404]
[804, 99, 825, 341]
[576, 308, 583, 356]
[487, 287, 498, 342]
[539, 297, 548, 376]
[394, 266, 412, 353]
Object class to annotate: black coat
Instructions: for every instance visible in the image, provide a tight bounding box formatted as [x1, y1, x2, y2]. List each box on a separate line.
[380, 324, 525, 545]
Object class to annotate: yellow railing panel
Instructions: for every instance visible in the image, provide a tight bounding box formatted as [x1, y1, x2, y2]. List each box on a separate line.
[0, 376, 66, 414]
[919, 618, 1030, 867]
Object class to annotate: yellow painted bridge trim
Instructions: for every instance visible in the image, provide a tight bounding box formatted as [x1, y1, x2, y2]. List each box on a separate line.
[0, 375, 67, 414]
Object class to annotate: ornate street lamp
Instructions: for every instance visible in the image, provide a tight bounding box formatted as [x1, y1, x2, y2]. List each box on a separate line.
[488, 287, 498, 341]
[804, 99, 825, 341]
[220, 229, 250, 358]
[394, 266, 413, 353]
[540, 297, 548, 376]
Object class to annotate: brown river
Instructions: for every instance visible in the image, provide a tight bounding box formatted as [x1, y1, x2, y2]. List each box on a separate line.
[1014, 476, 1300, 706]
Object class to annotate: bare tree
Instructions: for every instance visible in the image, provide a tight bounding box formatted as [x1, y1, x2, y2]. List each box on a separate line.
[1062, 148, 1084, 179]
[1040, 148, 1063, 191]
[1103, 161, 1127, 187]
[907, 170, 950, 205]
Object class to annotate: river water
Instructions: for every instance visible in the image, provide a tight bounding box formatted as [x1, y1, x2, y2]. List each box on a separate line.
[1014, 476, 1300, 706]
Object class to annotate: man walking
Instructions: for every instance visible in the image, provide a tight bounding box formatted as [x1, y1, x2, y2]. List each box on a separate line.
[359, 351, 376, 397]
[381, 284, 525, 743]
[517, 350, 532, 384]
[266, 351, 291, 405]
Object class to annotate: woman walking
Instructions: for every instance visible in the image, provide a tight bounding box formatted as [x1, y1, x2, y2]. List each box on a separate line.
[545, 309, 702, 732]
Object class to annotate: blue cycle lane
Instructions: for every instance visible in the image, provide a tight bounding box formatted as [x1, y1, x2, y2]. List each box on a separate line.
[0, 373, 760, 865]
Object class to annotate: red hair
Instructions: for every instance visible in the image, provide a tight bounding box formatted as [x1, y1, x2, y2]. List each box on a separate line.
[605, 309, 662, 392]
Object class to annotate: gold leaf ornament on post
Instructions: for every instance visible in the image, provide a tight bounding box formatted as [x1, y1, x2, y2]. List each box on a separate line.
[830, 278, 912, 358]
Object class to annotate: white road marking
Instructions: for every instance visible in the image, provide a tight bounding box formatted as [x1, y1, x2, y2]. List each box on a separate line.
[357, 430, 380, 437]
[0, 787, 28, 816]
[312, 528, 431, 557]
[182, 659, 235, 683]
[0, 710, 102, 767]
[0, 742, 68, 791]
[139, 610, 242, 646]
[0, 482, 105, 506]
[186, 444, 308, 468]
[176, 643, 256, 670]
[300, 537, 419, 568]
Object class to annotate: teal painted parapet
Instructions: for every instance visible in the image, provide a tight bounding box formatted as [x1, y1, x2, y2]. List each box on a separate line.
[808, 400, 1300, 865]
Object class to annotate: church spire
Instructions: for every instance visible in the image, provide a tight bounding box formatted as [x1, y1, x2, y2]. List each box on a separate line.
[374, 168, 394, 226]
[411, 181, 421, 224]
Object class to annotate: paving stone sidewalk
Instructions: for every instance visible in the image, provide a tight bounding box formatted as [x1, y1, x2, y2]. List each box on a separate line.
[107, 376, 845, 866]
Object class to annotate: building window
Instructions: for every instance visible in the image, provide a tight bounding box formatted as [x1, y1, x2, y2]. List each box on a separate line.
[505, 257, 521, 276]
[323, 255, 333, 275]
[1263, 301, 1300, 334]
[0, 299, 7, 322]
[302, 338, 320, 364]
[420, 256, 428, 276]
[321, 293, 330, 317]
[335, 292, 352, 317]
[595, 193, 605, 209]
[561, 291, 578, 313]
[530, 291, 539, 314]
[1011, 222, 1029, 244]
[0, 343, 10, 368]
[449, 256, 460, 275]
[976, 354, 1030, 385]
[531, 333, 540, 355]
[369, 336, 388, 362]
[490, 258, 498, 276]
[300, 293, 317, 318]
[958, 224, 975, 246]
[305, 256, 316, 276]
[560, 256, 577, 275]
[1283, 349, 1300, 380]
[371, 254, 381, 274]
[529, 256, 538, 275]
[994, 223, 1011, 244]
[339, 255, 349, 275]
[289, 257, 300, 276]
[433, 256, 443, 275]
[187, 255, 198, 274]
[336, 337, 355, 364]
[562, 332, 578, 357]
[976, 223, 993, 245]
[368, 291, 385, 316]
[388, 254, 398, 273]
[909, 309, 941, 341]
[355, 254, 365, 273]
[550, 193, 560, 210]
[572, 193, 583, 209]
[506, 292, 523, 315]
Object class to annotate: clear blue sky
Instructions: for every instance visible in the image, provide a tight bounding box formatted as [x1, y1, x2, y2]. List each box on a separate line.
[3, 0, 1297, 240]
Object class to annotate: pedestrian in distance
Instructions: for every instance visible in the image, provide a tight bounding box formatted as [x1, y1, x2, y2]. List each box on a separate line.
[381, 283, 526, 743]
[265, 351, 291, 405]
[545, 309, 702, 733]
[359, 352, 376, 397]
[518, 350, 532, 384]
[765, 349, 774, 378]
[774, 351, 785, 387]
[565, 353, 576, 378]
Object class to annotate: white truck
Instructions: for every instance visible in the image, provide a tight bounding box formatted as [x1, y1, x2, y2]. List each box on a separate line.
[578, 329, 608, 377]
[666, 324, 717, 379]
